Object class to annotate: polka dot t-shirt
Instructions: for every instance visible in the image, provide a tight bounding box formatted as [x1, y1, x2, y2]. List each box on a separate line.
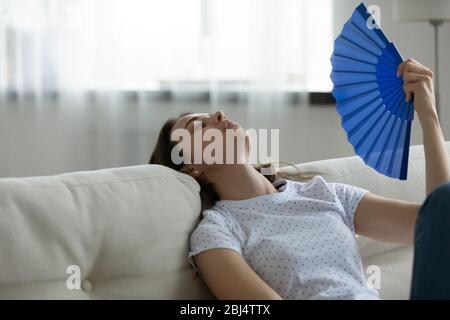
[188, 175, 379, 300]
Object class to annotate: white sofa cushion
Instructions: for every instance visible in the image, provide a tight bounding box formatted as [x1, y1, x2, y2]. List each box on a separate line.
[0, 164, 213, 299]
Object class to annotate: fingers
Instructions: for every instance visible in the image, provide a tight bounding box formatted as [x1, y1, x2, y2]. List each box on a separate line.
[408, 58, 433, 74]
[402, 71, 433, 102]
[404, 80, 433, 102]
[398, 59, 434, 103]
[404, 83, 413, 103]
[397, 58, 433, 78]
[403, 72, 431, 84]
[404, 82, 422, 102]
[396, 57, 412, 76]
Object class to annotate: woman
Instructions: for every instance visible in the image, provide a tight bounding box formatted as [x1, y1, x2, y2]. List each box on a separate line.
[150, 58, 450, 299]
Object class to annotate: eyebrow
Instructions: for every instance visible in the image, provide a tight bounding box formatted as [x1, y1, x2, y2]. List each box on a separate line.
[184, 116, 200, 129]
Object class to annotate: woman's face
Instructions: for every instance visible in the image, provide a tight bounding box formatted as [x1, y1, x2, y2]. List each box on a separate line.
[171, 110, 250, 166]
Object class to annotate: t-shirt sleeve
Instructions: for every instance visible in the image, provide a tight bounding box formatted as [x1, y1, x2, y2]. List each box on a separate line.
[187, 209, 243, 273]
[329, 181, 370, 235]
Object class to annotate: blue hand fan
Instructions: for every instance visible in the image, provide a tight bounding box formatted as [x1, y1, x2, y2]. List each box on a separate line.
[330, 2, 414, 180]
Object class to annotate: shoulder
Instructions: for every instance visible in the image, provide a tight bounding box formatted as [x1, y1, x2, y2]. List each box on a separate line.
[285, 175, 331, 194]
[286, 175, 368, 201]
[193, 207, 239, 236]
[285, 174, 327, 187]
[287, 175, 366, 192]
[201, 206, 233, 224]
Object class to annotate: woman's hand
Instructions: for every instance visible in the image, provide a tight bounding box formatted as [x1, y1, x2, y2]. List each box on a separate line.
[397, 58, 437, 121]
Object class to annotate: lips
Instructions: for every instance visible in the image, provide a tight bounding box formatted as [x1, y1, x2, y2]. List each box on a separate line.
[223, 120, 239, 130]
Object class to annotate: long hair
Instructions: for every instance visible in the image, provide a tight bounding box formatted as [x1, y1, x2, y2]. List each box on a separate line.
[149, 112, 320, 211]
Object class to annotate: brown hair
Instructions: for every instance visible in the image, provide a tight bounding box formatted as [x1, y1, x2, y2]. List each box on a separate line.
[149, 112, 320, 211]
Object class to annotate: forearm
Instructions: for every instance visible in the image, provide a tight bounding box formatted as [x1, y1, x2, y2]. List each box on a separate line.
[419, 112, 450, 196]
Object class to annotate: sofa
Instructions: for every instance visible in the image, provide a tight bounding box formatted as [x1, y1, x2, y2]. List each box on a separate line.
[1, 141, 449, 300]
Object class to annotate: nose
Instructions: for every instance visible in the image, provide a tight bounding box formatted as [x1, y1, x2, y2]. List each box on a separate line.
[213, 110, 225, 123]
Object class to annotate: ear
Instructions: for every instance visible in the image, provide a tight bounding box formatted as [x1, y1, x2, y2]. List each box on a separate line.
[180, 165, 202, 179]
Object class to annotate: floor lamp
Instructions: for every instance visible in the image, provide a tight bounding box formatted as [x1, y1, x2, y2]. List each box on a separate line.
[394, 0, 450, 117]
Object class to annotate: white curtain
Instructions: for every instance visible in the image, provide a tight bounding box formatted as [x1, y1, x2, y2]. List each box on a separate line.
[0, 0, 333, 108]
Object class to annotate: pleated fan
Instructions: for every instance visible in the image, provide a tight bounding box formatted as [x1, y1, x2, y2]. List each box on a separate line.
[330, 2, 414, 180]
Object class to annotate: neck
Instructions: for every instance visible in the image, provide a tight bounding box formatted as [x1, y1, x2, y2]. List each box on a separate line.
[206, 164, 279, 201]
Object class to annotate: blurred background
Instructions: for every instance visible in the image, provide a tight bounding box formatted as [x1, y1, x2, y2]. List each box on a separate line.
[0, 0, 448, 177]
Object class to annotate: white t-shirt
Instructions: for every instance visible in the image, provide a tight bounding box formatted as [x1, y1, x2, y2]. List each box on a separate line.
[188, 175, 380, 300]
